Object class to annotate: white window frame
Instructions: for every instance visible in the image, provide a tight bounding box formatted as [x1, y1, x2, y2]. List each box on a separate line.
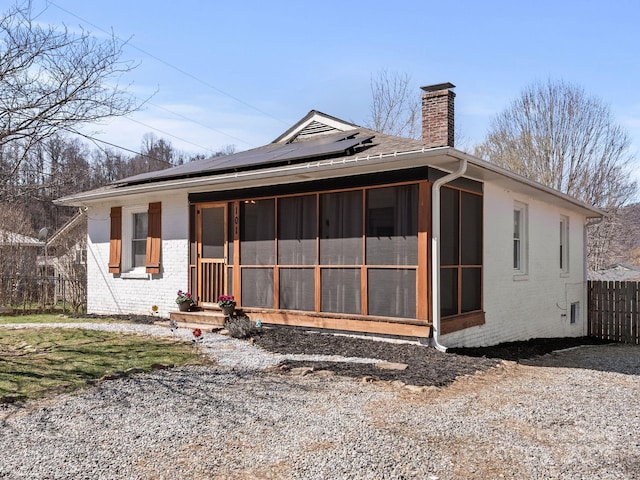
[513, 201, 528, 277]
[560, 215, 570, 275]
[121, 205, 148, 276]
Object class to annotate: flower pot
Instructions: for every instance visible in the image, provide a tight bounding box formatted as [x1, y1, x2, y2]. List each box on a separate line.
[221, 305, 235, 316]
[178, 302, 192, 312]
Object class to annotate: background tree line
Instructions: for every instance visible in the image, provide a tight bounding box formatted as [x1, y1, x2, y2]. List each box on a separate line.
[0, 132, 217, 236]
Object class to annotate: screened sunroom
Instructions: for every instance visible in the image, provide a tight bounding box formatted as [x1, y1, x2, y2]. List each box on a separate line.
[187, 166, 484, 337]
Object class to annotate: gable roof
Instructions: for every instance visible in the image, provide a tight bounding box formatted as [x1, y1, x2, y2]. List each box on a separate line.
[55, 111, 604, 219]
[589, 263, 640, 281]
[0, 230, 43, 247]
[273, 110, 360, 143]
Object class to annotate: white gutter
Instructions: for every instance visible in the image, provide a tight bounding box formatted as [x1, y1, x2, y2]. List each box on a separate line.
[55, 146, 605, 220]
[55, 147, 445, 205]
[431, 158, 468, 352]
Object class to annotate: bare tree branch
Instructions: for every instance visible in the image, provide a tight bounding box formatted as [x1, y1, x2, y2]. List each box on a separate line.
[474, 79, 638, 270]
[0, 1, 139, 190]
[365, 70, 420, 139]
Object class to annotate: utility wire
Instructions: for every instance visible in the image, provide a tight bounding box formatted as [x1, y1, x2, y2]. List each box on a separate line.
[124, 116, 218, 153]
[36, 2, 269, 162]
[148, 101, 256, 148]
[46, 0, 289, 127]
[67, 129, 172, 166]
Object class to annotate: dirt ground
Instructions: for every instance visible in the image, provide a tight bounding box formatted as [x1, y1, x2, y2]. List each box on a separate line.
[252, 326, 612, 387]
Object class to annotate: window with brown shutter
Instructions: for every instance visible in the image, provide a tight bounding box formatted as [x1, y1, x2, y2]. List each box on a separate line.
[146, 202, 161, 274]
[108, 207, 122, 273]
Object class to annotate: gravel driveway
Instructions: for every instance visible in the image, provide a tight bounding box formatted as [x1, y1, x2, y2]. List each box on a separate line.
[1, 323, 640, 479]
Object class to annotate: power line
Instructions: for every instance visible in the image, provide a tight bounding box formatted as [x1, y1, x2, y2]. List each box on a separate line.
[124, 116, 219, 153]
[33, 2, 274, 161]
[148, 101, 256, 148]
[45, 0, 289, 128]
[67, 128, 174, 166]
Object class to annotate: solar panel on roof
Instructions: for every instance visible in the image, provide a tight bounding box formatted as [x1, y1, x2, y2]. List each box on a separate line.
[114, 132, 374, 186]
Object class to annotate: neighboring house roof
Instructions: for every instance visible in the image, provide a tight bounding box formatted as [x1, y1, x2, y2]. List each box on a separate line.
[0, 230, 43, 247]
[589, 263, 640, 281]
[55, 110, 605, 219]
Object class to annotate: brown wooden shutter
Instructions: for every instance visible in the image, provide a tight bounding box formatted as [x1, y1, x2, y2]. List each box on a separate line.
[108, 207, 122, 273]
[146, 202, 162, 274]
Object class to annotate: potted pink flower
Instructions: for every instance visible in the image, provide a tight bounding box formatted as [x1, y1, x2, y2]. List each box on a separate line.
[176, 290, 194, 311]
[218, 295, 236, 316]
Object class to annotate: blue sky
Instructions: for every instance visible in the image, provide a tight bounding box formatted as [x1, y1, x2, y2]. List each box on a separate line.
[31, 0, 640, 174]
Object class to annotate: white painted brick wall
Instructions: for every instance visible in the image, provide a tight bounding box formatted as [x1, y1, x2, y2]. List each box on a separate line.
[86, 192, 190, 318]
[85, 182, 592, 347]
[442, 182, 589, 348]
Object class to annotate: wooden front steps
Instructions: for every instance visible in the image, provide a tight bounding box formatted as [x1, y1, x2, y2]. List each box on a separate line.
[169, 309, 227, 330]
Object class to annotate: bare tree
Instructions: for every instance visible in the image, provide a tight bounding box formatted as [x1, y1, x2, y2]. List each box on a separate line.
[618, 203, 640, 266]
[47, 212, 87, 312]
[0, 202, 35, 306]
[365, 70, 420, 139]
[0, 1, 138, 195]
[141, 133, 175, 166]
[212, 144, 237, 157]
[474, 79, 638, 270]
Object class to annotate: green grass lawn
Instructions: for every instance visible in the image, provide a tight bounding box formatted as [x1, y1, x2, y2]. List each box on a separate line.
[0, 313, 107, 324]
[0, 325, 211, 402]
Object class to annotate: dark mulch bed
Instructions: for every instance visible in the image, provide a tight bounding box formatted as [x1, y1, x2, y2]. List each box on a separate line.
[68, 315, 612, 388]
[253, 327, 612, 387]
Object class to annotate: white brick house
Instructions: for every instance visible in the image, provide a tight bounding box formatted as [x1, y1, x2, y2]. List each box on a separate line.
[57, 83, 603, 348]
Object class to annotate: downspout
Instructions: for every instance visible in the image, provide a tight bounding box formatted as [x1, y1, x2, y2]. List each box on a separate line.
[431, 157, 468, 352]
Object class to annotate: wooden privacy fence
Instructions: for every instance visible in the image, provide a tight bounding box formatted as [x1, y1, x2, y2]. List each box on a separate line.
[588, 280, 640, 344]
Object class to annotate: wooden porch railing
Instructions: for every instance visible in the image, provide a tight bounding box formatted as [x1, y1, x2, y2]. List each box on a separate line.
[199, 260, 225, 304]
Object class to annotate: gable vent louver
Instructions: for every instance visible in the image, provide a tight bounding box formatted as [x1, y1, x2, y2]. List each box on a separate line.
[294, 120, 341, 140]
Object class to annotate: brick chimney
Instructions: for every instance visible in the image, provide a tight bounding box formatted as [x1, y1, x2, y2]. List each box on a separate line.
[421, 82, 455, 148]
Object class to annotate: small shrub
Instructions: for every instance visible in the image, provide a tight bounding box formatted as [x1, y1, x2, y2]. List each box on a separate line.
[225, 315, 261, 339]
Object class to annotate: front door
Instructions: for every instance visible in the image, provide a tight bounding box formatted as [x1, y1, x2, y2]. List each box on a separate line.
[196, 203, 227, 306]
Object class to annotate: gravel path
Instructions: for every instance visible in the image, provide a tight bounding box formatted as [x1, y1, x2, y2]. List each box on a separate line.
[1, 323, 640, 479]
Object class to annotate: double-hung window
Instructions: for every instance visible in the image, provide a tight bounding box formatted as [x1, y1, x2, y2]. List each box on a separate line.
[120, 205, 149, 273]
[513, 202, 528, 276]
[109, 202, 162, 275]
[560, 215, 569, 274]
[131, 212, 148, 269]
